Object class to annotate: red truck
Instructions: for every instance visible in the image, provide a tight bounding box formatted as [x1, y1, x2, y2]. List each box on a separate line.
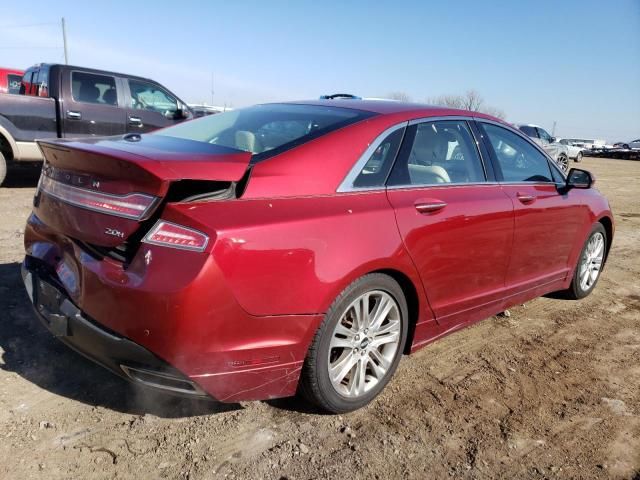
[0, 67, 24, 94]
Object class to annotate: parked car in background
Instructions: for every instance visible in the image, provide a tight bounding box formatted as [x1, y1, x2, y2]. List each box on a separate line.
[0, 63, 192, 186]
[188, 104, 232, 118]
[22, 99, 613, 413]
[616, 139, 640, 150]
[557, 138, 586, 162]
[517, 124, 570, 171]
[0, 67, 23, 94]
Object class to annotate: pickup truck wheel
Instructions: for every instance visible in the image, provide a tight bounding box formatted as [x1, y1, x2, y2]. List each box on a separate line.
[0, 151, 7, 187]
[299, 273, 408, 413]
[557, 153, 569, 172]
[576, 151, 583, 162]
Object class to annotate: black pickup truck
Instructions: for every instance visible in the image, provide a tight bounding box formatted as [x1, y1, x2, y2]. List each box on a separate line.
[0, 63, 192, 185]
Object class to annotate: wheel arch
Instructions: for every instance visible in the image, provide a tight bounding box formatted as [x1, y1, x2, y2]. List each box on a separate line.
[598, 215, 614, 265]
[372, 268, 421, 355]
[0, 126, 16, 161]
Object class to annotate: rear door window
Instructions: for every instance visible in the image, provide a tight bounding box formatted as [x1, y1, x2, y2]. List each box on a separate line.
[387, 120, 486, 186]
[71, 72, 118, 105]
[482, 123, 553, 183]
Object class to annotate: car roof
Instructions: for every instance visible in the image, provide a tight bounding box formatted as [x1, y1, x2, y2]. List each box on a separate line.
[277, 99, 502, 120]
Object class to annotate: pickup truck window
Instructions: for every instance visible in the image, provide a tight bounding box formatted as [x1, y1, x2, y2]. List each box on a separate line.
[128, 79, 178, 115]
[71, 72, 118, 106]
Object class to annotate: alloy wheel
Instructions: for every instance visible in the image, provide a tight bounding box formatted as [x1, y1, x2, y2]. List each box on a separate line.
[558, 154, 569, 172]
[328, 290, 401, 398]
[579, 232, 605, 291]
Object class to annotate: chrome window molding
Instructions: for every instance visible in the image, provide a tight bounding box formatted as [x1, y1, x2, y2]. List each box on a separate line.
[337, 115, 567, 194]
[336, 121, 408, 192]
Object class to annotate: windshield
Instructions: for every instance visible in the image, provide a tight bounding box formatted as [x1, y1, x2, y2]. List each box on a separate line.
[154, 103, 375, 162]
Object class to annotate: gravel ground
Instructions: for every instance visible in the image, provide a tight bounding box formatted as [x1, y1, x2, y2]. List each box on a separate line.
[0, 157, 639, 480]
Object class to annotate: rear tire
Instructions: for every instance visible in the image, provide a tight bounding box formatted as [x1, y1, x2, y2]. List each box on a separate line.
[563, 223, 607, 300]
[0, 151, 7, 187]
[576, 151, 583, 163]
[299, 273, 408, 413]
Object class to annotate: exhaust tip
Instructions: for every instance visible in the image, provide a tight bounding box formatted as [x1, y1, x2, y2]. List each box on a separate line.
[120, 365, 206, 396]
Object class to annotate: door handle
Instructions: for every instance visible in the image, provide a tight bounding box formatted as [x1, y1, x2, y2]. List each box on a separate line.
[128, 116, 143, 127]
[66, 110, 81, 120]
[516, 192, 536, 204]
[415, 200, 447, 214]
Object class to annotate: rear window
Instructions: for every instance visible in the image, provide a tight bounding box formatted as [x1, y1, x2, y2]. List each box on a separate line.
[155, 103, 376, 162]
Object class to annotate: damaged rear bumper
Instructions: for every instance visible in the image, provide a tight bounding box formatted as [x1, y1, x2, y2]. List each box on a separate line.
[22, 257, 207, 397]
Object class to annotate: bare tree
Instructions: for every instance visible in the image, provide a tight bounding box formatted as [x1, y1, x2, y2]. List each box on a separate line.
[426, 90, 505, 119]
[386, 91, 412, 102]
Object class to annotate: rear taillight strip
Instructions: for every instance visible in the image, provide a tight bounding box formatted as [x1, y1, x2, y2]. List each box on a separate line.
[143, 220, 209, 252]
[39, 175, 158, 220]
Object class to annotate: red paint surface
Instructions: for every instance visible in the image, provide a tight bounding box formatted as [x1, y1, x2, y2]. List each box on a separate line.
[24, 103, 614, 402]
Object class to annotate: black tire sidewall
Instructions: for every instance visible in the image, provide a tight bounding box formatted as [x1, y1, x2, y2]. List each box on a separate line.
[307, 274, 408, 413]
[571, 223, 607, 299]
[0, 152, 6, 187]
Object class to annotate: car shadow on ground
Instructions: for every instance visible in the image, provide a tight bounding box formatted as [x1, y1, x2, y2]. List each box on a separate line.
[0, 261, 240, 418]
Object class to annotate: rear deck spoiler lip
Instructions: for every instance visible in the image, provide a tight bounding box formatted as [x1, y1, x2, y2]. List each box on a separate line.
[36, 136, 253, 183]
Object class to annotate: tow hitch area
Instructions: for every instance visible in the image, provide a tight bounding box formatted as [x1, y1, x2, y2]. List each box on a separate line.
[21, 259, 209, 398]
[22, 265, 77, 337]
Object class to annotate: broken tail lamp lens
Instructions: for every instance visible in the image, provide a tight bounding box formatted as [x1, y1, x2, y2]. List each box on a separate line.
[39, 175, 157, 220]
[143, 221, 209, 252]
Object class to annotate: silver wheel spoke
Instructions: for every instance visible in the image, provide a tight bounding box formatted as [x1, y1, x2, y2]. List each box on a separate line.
[330, 351, 358, 384]
[579, 232, 605, 291]
[370, 296, 393, 330]
[371, 330, 400, 348]
[368, 348, 390, 377]
[327, 289, 402, 398]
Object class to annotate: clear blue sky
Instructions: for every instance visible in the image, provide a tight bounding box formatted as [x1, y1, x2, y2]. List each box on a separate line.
[1, 0, 639, 140]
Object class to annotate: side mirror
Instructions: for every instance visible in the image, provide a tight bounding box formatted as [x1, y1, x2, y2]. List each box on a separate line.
[550, 136, 556, 143]
[566, 168, 594, 189]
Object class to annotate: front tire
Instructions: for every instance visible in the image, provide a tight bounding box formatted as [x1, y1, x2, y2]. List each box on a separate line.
[563, 223, 607, 299]
[299, 273, 408, 413]
[576, 151, 583, 163]
[557, 153, 569, 172]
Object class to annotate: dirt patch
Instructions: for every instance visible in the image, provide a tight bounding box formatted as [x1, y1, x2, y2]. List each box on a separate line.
[1, 158, 639, 479]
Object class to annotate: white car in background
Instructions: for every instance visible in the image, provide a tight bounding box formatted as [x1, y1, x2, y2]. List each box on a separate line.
[516, 124, 570, 171]
[557, 138, 586, 162]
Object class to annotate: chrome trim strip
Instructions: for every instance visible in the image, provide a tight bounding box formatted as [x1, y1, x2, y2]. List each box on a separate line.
[336, 122, 408, 193]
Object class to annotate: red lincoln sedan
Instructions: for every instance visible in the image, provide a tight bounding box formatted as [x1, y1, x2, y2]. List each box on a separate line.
[22, 99, 613, 413]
